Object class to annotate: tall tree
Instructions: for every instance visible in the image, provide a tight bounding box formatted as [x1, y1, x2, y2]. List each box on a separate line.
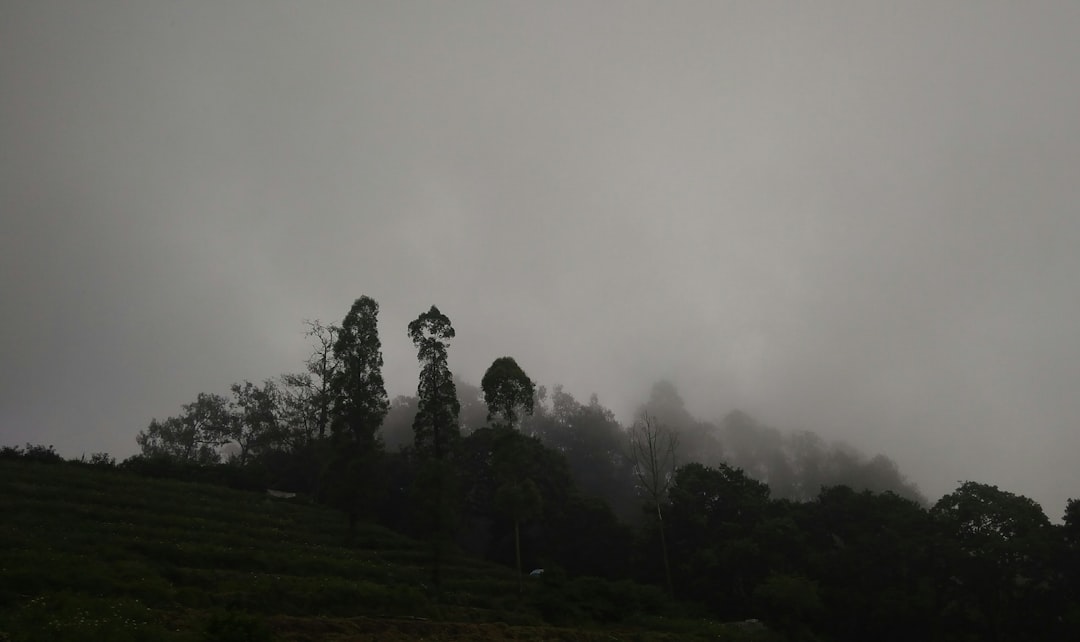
[303, 320, 341, 439]
[331, 297, 389, 448]
[629, 412, 678, 600]
[480, 357, 539, 592]
[324, 297, 389, 535]
[408, 305, 461, 590]
[408, 306, 460, 459]
[481, 357, 535, 429]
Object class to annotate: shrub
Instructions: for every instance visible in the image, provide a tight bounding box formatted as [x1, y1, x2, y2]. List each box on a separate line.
[89, 453, 117, 467]
[0, 444, 64, 463]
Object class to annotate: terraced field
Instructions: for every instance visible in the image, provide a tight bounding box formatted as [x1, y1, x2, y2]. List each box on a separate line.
[0, 460, 774, 641]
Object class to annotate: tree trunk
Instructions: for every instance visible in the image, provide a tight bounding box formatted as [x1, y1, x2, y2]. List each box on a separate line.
[657, 503, 674, 600]
[515, 519, 523, 595]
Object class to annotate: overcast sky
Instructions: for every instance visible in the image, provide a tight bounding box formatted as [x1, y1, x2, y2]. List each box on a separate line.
[3, 1, 1079, 516]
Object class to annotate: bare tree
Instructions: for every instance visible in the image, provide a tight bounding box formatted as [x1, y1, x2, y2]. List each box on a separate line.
[298, 320, 340, 439]
[629, 412, 678, 600]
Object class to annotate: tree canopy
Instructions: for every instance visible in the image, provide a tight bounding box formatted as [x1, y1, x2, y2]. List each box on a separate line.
[481, 356, 535, 429]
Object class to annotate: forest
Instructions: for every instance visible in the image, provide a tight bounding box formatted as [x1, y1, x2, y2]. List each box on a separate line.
[12, 295, 1080, 640]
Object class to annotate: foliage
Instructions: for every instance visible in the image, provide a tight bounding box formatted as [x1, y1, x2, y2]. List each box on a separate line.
[331, 296, 389, 448]
[717, 410, 925, 504]
[753, 574, 822, 638]
[408, 306, 460, 460]
[481, 357, 535, 429]
[666, 462, 771, 617]
[931, 481, 1057, 640]
[317, 296, 391, 531]
[135, 393, 231, 464]
[0, 444, 64, 463]
[524, 387, 638, 523]
[1, 460, 734, 641]
[40, 296, 1079, 641]
[227, 380, 287, 465]
[407, 305, 463, 589]
[88, 452, 116, 467]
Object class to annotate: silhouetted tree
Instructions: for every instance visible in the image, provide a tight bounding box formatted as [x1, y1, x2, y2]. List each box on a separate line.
[481, 357, 535, 429]
[408, 305, 461, 590]
[666, 462, 770, 615]
[409, 306, 460, 460]
[629, 412, 678, 600]
[136, 392, 231, 464]
[525, 386, 637, 522]
[301, 319, 341, 439]
[323, 296, 389, 535]
[331, 297, 389, 447]
[227, 379, 284, 464]
[932, 481, 1054, 641]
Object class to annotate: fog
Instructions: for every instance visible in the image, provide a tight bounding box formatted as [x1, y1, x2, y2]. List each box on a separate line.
[3, 1, 1080, 516]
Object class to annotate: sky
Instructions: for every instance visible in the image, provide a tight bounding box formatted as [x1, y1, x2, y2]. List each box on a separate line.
[3, 1, 1080, 517]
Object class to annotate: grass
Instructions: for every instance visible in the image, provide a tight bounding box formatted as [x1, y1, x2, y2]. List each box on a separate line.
[0, 460, 776, 641]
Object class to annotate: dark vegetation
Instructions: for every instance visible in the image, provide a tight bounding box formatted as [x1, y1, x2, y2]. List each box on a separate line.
[1, 457, 767, 641]
[3, 295, 1080, 640]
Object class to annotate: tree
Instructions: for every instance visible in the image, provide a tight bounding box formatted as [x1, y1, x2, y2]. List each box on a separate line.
[629, 412, 678, 599]
[302, 320, 341, 439]
[639, 380, 723, 469]
[408, 305, 461, 590]
[663, 462, 772, 617]
[136, 392, 231, 464]
[275, 319, 341, 444]
[278, 372, 317, 443]
[931, 481, 1054, 641]
[458, 426, 575, 580]
[1062, 499, 1080, 630]
[324, 296, 390, 534]
[408, 306, 460, 460]
[495, 477, 542, 594]
[481, 357, 535, 429]
[331, 297, 389, 447]
[227, 379, 284, 464]
[525, 386, 637, 523]
[801, 486, 937, 641]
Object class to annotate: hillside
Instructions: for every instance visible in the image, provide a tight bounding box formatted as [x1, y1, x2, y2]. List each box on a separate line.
[0, 460, 773, 641]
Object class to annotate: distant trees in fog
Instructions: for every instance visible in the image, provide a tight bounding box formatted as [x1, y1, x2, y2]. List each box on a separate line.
[104, 294, 1080, 638]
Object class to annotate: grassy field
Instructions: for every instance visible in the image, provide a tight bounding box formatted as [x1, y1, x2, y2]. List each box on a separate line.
[0, 460, 775, 641]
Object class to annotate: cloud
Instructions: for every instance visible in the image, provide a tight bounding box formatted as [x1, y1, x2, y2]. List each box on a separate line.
[3, 1, 1079, 517]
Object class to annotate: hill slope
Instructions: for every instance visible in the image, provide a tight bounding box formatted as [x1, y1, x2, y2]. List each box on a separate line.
[0, 460, 773, 641]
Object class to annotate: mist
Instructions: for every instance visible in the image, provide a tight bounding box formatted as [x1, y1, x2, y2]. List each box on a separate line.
[3, 1, 1080, 517]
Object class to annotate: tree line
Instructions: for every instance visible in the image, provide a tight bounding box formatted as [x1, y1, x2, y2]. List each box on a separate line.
[93, 295, 1080, 638]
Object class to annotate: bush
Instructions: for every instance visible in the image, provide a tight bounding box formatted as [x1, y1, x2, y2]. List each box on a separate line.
[89, 453, 117, 467]
[0, 444, 64, 463]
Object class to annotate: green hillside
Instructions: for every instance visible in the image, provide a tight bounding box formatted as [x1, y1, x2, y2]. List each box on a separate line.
[0, 460, 773, 641]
